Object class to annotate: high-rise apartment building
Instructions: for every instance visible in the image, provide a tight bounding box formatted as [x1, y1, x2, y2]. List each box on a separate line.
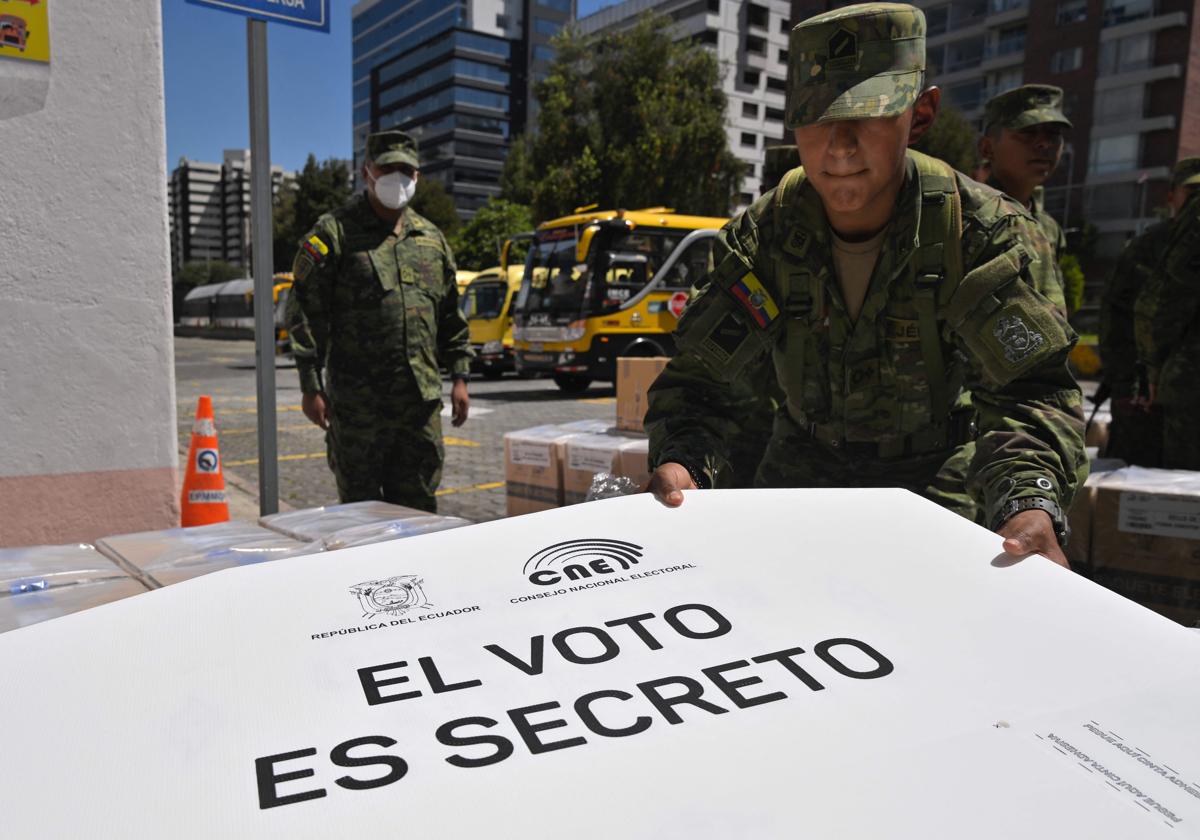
[351, 0, 574, 218]
[789, 0, 1200, 266]
[579, 0, 793, 210]
[168, 150, 293, 275]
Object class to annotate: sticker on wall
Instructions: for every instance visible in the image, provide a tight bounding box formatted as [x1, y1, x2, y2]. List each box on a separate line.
[0, 0, 50, 64]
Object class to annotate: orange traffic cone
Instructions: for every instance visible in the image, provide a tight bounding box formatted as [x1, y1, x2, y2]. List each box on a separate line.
[180, 395, 230, 527]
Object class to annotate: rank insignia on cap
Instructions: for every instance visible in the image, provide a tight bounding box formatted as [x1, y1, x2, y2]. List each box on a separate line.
[302, 235, 329, 263]
[728, 271, 780, 329]
[828, 29, 857, 62]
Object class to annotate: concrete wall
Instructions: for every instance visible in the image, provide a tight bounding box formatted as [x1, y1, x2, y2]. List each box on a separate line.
[0, 0, 179, 546]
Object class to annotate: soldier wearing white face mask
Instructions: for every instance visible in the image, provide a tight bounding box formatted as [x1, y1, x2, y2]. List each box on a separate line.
[286, 130, 473, 512]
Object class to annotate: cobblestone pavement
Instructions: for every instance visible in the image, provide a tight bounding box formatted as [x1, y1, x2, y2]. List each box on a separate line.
[174, 337, 616, 523]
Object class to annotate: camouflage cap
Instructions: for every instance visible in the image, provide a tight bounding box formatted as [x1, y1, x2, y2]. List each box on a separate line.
[1170, 157, 1200, 188]
[762, 145, 801, 192]
[366, 130, 420, 169]
[786, 3, 926, 129]
[983, 84, 1072, 132]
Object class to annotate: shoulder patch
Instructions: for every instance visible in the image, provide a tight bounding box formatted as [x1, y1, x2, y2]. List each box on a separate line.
[992, 314, 1046, 364]
[728, 271, 780, 328]
[301, 234, 330, 264]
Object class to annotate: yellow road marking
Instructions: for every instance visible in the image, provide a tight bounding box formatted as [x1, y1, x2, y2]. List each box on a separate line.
[581, 397, 615, 405]
[215, 405, 304, 415]
[220, 422, 320, 435]
[223, 437, 481, 468]
[436, 481, 505, 497]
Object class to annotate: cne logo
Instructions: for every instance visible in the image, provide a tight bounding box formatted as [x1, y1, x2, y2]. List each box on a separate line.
[524, 539, 644, 586]
[350, 575, 432, 619]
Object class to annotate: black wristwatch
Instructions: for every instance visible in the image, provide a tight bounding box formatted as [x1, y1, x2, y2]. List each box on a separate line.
[677, 460, 711, 490]
[994, 497, 1070, 547]
[451, 372, 470, 383]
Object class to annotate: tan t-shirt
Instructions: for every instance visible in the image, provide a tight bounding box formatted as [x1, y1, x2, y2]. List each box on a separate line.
[831, 227, 888, 323]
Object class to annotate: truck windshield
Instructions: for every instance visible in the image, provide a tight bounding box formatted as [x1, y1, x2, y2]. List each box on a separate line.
[515, 228, 586, 321]
[461, 280, 508, 320]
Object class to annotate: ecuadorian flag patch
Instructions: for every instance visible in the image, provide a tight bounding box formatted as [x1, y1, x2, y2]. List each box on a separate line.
[729, 271, 779, 328]
[302, 235, 329, 263]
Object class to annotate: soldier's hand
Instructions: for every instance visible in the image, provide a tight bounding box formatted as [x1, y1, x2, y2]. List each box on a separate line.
[301, 392, 330, 431]
[647, 462, 697, 508]
[450, 379, 469, 428]
[997, 509, 1069, 569]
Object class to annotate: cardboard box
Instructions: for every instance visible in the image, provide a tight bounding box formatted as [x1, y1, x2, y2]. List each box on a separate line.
[504, 420, 612, 516]
[616, 356, 669, 432]
[615, 437, 652, 489]
[1065, 458, 1125, 574]
[1090, 466, 1200, 626]
[563, 431, 646, 504]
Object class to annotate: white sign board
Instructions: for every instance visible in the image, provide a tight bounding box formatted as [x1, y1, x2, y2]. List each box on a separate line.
[2, 490, 1199, 838]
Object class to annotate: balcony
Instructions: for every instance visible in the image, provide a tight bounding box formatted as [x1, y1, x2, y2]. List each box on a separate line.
[1103, 0, 1156, 27]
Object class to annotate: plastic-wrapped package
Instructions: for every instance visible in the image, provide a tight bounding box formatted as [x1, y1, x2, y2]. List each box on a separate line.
[0, 578, 150, 634]
[322, 515, 472, 551]
[584, 473, 641, 502]
[96, 521, 315, 588]
[0, 543, 126, 595]
[259, 501, 464, 543]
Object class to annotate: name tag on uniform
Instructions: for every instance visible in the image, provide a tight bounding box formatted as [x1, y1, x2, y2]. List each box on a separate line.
[886, 317, 920, 342]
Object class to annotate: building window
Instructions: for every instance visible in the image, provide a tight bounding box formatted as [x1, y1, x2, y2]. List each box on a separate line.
[1050, 46, 1082, 73]
[742, 101, 760, 118]
[926, 4, 948, 35]
[742, 69, 760, 86]
[778, 48, 789, 63]
[1095, 84, 1145, 124]
[1055, 0, 1087, 24]
[1102, 0, 1155, 27]
[533, 17, 559, 36]
[740, 132, 758, 148]
[747, 3, 768, 27]
[496, 14, 510, 29]
[947, 79, 986, 111]
[707, 0, 720, 12]
[764, 106, 784, 122]
[695, 28, 718, 45]
[992, 66, 1023, 93]
[766, 76, 787, 92]
[1098, 32, 1152, 76]
[995, 26, 1025, 57]
[532, 44, 556, 62]
[739, 192, 755, 205]
[536, 0, 571, 12]
[746, 35, 766, 55]
[778, 16, 789, 32]
[1088, 134, 1140, 175]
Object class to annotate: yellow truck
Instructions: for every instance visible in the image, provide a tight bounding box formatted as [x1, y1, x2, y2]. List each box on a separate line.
[460, 265, 524, 379]
[511, 207, 727, 392]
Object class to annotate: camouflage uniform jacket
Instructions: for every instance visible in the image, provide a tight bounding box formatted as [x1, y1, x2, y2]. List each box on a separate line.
[987, 179, 1067, 313]
[647, 150, 1086, 527]
[1135, 191, 1200, 381]
[287, 193, 472, 402]
[1100, 219, 1171, 397]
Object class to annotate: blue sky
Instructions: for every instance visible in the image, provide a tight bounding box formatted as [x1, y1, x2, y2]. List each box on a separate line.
[163, 0, 623, 172]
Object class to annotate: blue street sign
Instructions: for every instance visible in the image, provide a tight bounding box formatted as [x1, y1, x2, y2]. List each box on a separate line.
[184, 0, 330, 33]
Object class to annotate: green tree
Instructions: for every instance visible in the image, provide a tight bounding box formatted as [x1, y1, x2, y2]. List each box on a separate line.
[1059, 252, 1085, 315]
[499, 133, 535, 207]
[515, 15, 742, 221]
[449, 199, 534, 270]
[411, 176, 462, 237]
[913, 104, 979, 175]
[273, 154, 354, 271]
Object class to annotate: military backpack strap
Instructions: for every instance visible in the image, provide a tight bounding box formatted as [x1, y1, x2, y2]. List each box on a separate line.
[774, 166, 807, 212]
[909, 151, 963, 422]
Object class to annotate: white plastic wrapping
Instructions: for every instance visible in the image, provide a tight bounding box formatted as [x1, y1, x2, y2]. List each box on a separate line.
[0, 543, 125, 595]
[261, 501, 471, 548]
[0, 578, 148, 634]
[97, 521, 316, 587]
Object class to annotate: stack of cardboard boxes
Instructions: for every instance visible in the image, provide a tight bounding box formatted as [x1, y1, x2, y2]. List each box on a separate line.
[505, 358, 667, 516]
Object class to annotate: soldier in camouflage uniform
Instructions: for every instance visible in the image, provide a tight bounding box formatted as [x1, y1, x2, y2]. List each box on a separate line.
[1133, 158, 1200, 469]
[287, 130, 473, 512]
[1099, 159, 1199, 463]
[645, 3, 1086, 566]
[979, 84, 1072, 314]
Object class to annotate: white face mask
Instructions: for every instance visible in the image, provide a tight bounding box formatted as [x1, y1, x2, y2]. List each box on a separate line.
[369, 170, 416, 210]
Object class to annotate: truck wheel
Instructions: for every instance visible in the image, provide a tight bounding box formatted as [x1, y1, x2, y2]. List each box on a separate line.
[553, 373, 592, 394]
